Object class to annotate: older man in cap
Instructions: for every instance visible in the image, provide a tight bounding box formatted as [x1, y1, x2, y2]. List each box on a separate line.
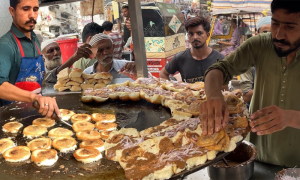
[83, 33, 136, 79]
[41, 39, 62, 77]
[42, 39, 93, 83]
[239, 16, 272, 108]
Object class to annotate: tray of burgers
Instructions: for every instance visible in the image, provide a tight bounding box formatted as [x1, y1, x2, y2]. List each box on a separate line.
[80, 77, 250, 180]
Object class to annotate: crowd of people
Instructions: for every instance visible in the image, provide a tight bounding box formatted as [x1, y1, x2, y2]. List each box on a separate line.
[1, 0, 300, 170]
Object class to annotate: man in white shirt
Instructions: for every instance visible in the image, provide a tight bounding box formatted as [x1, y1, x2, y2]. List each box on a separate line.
[83, 33, 136, 80]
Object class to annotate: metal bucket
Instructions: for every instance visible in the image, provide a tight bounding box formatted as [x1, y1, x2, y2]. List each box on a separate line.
[207, 141, 257, 180]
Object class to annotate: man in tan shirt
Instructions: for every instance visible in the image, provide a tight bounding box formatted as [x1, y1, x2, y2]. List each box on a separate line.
[201, 0, 300, 167]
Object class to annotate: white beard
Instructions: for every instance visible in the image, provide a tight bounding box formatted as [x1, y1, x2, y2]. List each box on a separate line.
[44, 56, 62, 70]
[99, 55, 113, 66]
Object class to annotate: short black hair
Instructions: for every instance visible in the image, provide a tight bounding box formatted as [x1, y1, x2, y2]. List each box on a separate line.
[185, 16, 210, 33]
[122, 5, 129, 10]
[82, 22, 104, 43]
[10, 0, 21, 9]
[271, 0, 300, 14]
[102, 21, 113, 31]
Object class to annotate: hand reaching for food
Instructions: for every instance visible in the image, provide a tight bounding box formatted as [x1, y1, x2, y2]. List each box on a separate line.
[119, 62, 137, 80]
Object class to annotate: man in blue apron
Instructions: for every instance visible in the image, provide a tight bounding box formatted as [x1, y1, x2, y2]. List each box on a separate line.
[0, 0, 59, 117]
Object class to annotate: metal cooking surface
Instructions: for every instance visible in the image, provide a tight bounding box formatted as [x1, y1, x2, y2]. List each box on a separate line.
[0, 93, 242, 180]
[0, 93, 171, 180]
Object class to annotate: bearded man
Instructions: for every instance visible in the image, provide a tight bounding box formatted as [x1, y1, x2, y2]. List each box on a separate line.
[42, 39, 93, 83]
[83, 33, 136, 80]
[159, 16, 224, 83]
[41, 39, 62, 76]
[200, 0, 300, 168]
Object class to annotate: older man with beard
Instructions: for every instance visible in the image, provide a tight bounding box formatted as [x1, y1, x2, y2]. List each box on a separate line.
[41, 39, 62, 76]
[200, 0, 300, 167]
[83, 33, 136, 79]
[42, 39, 93, 83]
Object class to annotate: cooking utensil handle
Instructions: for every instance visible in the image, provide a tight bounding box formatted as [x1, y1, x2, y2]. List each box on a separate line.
[32, 100, 59, 120]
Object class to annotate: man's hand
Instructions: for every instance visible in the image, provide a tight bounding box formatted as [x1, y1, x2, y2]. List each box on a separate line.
[72, 44, 92, 61]
[119, 62, 137, 80]
[31, 94, 60, 118]
[250, 105, 292, 135]
[199, 95, 229, 136]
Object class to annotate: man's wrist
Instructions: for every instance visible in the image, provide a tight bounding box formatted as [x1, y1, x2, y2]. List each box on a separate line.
[29, 93, 37, 102]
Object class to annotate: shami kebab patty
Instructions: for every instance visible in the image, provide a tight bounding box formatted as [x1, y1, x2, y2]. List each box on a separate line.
[76, 130, 101, 141]
[91, 113, 116, 123]
[59, 109, 76, 121]
[95, 122, 117, 132]
[0, 138, 15, 154]
[27, 138, 52, 151]
[73, 148, 102, 163]
[79, 139, 105, 152]
[3, 146, 31, 162]
[23, 125, 48, 139]
[72, 121, 95, 133]
[70, 114, 92, 123]
[48, 127, 74, 139]
[2, 122, 23, 133]
[32, 118, 56, 128]
[52, 137, 77, 153]
[31, 149, 58, 166]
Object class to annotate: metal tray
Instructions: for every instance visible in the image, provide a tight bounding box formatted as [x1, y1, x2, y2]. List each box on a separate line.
[0, 93, 242, 180]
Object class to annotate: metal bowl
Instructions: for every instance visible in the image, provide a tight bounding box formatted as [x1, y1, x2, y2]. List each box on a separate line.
[207, 141, 257, 180]
[275, 168, 300, 180]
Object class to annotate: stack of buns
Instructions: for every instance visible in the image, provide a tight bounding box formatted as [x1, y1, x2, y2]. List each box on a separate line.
[54, 68, 84, 92]
[81, 78, 205, 117]
[54, 68, 113, 92]
[81, 72, 113, 90]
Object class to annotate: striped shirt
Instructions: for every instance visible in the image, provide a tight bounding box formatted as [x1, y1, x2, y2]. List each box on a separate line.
[108, 32, 123, 59]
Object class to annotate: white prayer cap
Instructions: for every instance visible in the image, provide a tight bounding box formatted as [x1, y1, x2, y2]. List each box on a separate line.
[41, 39, 59, 52]
[256, 16, 271, 31]
[89, 33, 113, 46]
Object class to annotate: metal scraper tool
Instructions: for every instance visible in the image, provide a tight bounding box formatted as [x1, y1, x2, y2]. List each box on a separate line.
[32, 101, 72, 127]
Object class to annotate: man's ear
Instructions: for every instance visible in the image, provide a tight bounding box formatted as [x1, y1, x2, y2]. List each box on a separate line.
[9, 7, 15, 18]
[206, 32, 210, 40]
[86, 36, 92, 44]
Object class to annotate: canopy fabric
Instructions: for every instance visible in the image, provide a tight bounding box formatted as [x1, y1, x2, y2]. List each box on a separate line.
[212, 0, 272, 10]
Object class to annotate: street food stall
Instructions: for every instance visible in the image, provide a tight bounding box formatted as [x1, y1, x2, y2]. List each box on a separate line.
[140, 2, 186, 78]
[207, 8, 268, 52]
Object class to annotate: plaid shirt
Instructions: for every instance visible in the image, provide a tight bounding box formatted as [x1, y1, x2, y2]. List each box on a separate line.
[108, 32, 123, 59]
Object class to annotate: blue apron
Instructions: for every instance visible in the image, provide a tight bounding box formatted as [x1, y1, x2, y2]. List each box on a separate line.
[1, 31, 45, 106]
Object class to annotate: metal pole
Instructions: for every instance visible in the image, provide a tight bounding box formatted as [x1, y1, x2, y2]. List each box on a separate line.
[128, 0, 148, 78]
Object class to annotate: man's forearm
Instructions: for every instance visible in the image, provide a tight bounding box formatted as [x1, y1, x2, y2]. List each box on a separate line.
[204, 69, 224, 98]
[160, 74, 170, 80]
[0, 82, 35, 102]
[56, 57, 77, 74]
[243, 89, 253, 103]
[219, 41, 232, 46]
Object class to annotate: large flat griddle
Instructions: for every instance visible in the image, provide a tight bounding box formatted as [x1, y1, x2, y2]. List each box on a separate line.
[0, 93, 241, 180]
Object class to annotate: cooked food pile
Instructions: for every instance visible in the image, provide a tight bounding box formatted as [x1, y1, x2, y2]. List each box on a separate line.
[0, 78, 250, 179]
[0, 112, 116, 166]
[80, 77, 250, 180]
[54, 67, 113, 92]
[82, 78, 206, 117]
